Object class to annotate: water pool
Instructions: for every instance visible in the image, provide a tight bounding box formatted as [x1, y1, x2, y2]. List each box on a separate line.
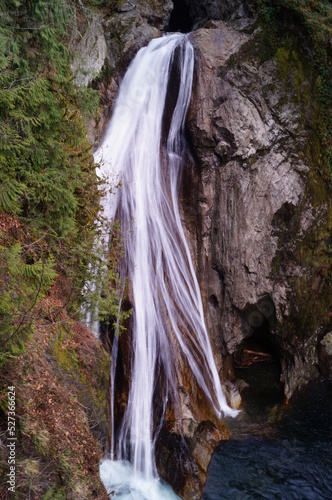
[203, 376, 332, 500]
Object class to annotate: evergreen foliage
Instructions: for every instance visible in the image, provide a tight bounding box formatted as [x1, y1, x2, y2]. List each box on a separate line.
[0, 235, 57, 365]
[0, 0, 99, 235]
[0, 0, 102, 360]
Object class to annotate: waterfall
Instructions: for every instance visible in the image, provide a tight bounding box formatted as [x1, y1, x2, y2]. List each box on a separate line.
[95, 33, 238, 498]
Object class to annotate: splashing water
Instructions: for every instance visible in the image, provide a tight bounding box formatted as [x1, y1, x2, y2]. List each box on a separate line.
[100, 460, 181, 500]
[95, 33, 238, 498]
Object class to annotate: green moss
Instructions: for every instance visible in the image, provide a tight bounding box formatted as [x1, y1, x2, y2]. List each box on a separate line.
[253, 0, 332, 186]
[306, 169, 329, 208]
[275, 47, 306, 103]
[271, 166, 332, 336]
[50, 324, 111, 435]
[43, 488, 67, 500]
[52, 329, 79, 372]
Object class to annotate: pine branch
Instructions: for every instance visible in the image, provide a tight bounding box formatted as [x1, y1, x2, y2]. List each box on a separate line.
[0, 254, 46, 348]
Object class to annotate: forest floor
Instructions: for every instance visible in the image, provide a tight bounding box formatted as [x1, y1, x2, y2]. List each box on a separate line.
[0, 276, 110, 499]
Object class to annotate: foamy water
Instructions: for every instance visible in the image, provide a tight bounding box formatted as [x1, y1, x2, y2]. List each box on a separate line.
[100, 460, 180, 500]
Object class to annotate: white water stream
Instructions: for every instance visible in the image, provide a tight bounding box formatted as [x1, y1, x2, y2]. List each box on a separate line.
[94, 33, 238, 499]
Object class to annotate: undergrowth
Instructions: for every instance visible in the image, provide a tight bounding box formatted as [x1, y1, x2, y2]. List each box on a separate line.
[0, 0, 102, 361]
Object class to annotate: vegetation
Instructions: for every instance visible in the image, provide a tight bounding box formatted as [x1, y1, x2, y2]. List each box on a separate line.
[0, 1, 117, 497]
[253, 0, 332, 186]
[0, 295, 110, 498]
[0, 0, 102, 361]
[83, 220, 133, 337]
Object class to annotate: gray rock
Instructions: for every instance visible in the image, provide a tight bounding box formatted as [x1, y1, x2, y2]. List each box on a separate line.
[184, 0, 253, 28]
[318, 332, 332, 379]
[215, 140, 232, 159]
[321, 332, 332, 356]
[184, 20, 326, 400]
[118, 1, 136, 13]
[70, 12, 107, 88]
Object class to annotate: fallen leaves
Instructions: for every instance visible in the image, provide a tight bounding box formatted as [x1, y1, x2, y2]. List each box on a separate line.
[0, 275, 109, 499]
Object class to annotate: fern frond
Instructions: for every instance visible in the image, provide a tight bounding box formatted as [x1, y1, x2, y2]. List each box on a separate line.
[0, 177, 25, 214]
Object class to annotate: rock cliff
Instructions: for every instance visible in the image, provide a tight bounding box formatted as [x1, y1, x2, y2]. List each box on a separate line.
[185, 17, 331, 402]
[73, 0, 332, 497]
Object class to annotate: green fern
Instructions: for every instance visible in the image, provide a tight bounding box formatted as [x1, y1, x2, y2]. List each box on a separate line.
[0, 240, 58, 363]
[0, 0, 103, 364]
[0, 176, 25, 214]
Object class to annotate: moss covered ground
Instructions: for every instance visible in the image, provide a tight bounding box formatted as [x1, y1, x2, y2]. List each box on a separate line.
[0, 274, 110, 498]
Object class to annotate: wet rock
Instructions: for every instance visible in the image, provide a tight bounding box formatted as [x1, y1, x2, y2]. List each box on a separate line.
[157, 412, 230, 499]
[182, 0, 253, 29]
[192, 421, 224, 473]
[104, 0, 172, 70]
[224, 380, 242, 409]
[91, 0, 173, 144]
[318, 332, 332, 378]
[184, 19, 329, 402]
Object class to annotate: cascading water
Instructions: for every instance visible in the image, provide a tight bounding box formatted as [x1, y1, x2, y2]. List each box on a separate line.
[95, 33, 238, 499]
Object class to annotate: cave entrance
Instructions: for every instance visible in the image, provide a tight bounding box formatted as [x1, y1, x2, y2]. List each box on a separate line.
[233, 310, 283, 415]
[167, 0, 193, 33]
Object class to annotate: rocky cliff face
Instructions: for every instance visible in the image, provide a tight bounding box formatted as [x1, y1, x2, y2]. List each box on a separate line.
[168, 0, 252, 31]
[86, 0, 173, 143]
[73, 0, 332, 498]
[185, 18, 332, 402]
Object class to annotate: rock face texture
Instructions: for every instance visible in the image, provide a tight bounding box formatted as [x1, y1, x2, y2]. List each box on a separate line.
[184, 19, 332, 401]
[103, 0, 172, 71]
[179, 0, 252, 28]
[77, 1, 331, 498]
[70, 11, 107, 88]
[93, 0, 173, 143]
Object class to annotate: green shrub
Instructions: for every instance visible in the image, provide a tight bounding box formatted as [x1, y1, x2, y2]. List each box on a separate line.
[0, 0, 101, 359]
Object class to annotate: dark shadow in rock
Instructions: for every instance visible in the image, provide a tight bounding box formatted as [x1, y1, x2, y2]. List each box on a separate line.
[233, 298, 283, 420]
[167, 0, 193, 33]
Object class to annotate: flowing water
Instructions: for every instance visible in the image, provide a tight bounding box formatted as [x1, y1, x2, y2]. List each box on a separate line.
[94, 33, 238, 498]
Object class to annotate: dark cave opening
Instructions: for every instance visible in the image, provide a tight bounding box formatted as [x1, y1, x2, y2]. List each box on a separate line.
[233, 299, 283, 411]
[234, 328, 280, 369]
[167, 0, 193, 33]
[234, 336, 283, 414]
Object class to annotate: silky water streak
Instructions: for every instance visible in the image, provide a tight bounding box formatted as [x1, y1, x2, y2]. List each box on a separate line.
[95, 33, 238, 498]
